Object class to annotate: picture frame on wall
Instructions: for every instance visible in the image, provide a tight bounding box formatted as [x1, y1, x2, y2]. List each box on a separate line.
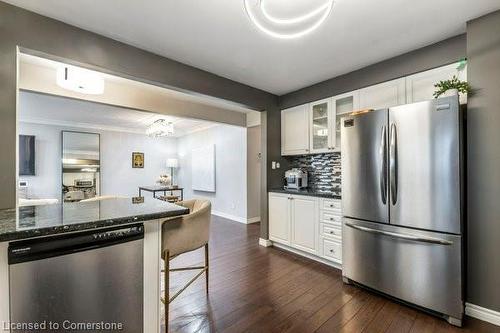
[132, 152, 144, 168]
[191, 144, 216, 192]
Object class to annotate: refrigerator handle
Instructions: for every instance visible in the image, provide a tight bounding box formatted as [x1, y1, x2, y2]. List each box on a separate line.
[390, 123, 398, 205]
[379, 125, 387, 205]
[344, 222, 453, 245]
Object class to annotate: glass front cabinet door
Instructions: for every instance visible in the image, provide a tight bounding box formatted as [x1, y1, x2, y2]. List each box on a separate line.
[309, 98, 335, 154]
[333, 91, 360, 152]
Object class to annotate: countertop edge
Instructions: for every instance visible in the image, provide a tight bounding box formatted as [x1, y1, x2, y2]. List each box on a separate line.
[0, 208, 189, 243]
[268, 189, 341, 200]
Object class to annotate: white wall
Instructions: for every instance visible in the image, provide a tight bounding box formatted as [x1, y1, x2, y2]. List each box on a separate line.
[100, 130, 177, 197]
[18, 122, 62, 199]
[177, 125, 249, 222]
[19, 122, 177, 199]
[19, 122, 252, 223]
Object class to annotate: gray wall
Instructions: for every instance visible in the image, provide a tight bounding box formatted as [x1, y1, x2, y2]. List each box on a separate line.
[247, 125, 261, 220]
[0, 2, 278, 219]
[466, 9, 500, 312]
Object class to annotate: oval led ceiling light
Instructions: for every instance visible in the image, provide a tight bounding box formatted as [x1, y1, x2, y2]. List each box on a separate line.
[244, 0, 334, 39]
[56, 66, 104, 95]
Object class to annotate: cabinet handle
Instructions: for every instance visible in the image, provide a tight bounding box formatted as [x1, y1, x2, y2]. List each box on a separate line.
[330, 217, 334, 221]
[329, 231, 334, 234]
[329, 249, 335, 253]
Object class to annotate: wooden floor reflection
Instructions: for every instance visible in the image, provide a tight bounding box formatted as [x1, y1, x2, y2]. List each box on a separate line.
[160, 215, 499, 333]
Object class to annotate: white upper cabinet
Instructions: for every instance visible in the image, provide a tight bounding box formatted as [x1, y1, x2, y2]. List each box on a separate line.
[332, 91, 359, 151]
[281, 104, 310, 156]
[309, 98, 334, 154]
[406, 62, 467, 104]
[359, 78, 406, 110]
[280, 63, 467, 156]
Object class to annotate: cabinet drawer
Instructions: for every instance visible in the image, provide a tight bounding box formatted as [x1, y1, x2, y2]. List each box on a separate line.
[321, 223, 342, 240]
[321, 211, 342, 225]
[322, 199, 341, 211]
[322, 238, 342, 262]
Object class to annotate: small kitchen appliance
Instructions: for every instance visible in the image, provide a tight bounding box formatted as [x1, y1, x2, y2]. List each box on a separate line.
[284, 168, 308, 189]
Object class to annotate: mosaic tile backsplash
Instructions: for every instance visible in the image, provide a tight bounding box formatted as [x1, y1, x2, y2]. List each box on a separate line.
[285, 152, 342, 196]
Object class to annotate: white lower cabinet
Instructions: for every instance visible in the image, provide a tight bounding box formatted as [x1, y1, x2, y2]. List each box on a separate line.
[268, 192, 291, 245]
[321, 238, 342, 262]
[269, 192, 342, 266]
[291, 195, 318, 254]
[319, 198, 342, 264]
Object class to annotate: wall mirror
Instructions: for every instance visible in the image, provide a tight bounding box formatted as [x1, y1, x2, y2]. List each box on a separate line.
[62, 131, 100, 202]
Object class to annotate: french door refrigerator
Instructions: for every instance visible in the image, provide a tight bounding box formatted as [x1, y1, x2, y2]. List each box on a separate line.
[341, 96, 463, 326]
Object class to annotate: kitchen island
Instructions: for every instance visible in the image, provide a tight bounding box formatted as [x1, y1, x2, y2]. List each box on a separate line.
[0, 197, 189, 333]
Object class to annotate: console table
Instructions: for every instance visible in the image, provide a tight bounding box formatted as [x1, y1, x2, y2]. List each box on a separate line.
[138, 186, 184, 201]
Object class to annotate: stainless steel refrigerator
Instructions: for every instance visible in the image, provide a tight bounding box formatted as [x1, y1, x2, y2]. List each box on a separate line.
[341, 96, 463, 326]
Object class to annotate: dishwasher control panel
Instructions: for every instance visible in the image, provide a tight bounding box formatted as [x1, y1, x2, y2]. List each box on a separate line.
[8, 224, 144, 265]
[93, 225, 143, 241]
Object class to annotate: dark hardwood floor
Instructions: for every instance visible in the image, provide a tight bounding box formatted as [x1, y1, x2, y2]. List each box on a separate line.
[161, 216, 499, 333]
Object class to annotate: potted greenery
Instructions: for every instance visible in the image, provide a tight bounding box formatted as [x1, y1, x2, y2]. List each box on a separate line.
[433, 75, 471, 99]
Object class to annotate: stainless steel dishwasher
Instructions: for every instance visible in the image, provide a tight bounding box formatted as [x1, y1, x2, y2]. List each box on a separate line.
[8, 224, 144, 332]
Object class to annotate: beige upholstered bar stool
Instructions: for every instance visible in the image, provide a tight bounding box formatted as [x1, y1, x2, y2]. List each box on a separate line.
[161, 199, 211, 328]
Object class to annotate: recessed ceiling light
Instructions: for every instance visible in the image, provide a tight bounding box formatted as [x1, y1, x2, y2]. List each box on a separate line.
[56, 66, 104, 95]
[244, 0, 334, 39]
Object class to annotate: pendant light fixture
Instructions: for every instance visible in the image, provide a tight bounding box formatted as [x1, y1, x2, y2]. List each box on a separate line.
[244, 0, 334, 39]
[146, 119, 175, 137]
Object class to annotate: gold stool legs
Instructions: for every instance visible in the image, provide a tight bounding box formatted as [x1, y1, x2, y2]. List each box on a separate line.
[162, 244, 209, 331]
[164, 250, 170, 330]
[205, 243, 209, 294]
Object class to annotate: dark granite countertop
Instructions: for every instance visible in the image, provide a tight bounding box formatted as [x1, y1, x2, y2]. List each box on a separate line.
[0, 197, 189, 242]
[269, 188, 341, 200]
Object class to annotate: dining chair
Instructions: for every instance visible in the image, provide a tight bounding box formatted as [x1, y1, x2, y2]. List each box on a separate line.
[161, 199, 211, 328]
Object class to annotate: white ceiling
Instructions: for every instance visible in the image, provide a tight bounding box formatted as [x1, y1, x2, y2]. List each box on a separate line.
[4, 0, 500, 95]
[20, 53, 254, 115]
[19, 91, 218, 137]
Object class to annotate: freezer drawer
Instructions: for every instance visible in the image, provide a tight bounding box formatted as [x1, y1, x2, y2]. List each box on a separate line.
[342, 218, 463, 321]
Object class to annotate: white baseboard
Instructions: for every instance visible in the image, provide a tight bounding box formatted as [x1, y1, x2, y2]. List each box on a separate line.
[272, 242, 342, 271]
[259, 238, 273, 247]
[212, 211, 260, 224]
[465, 303, 500, 326]
[247, 216, 261, 224]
